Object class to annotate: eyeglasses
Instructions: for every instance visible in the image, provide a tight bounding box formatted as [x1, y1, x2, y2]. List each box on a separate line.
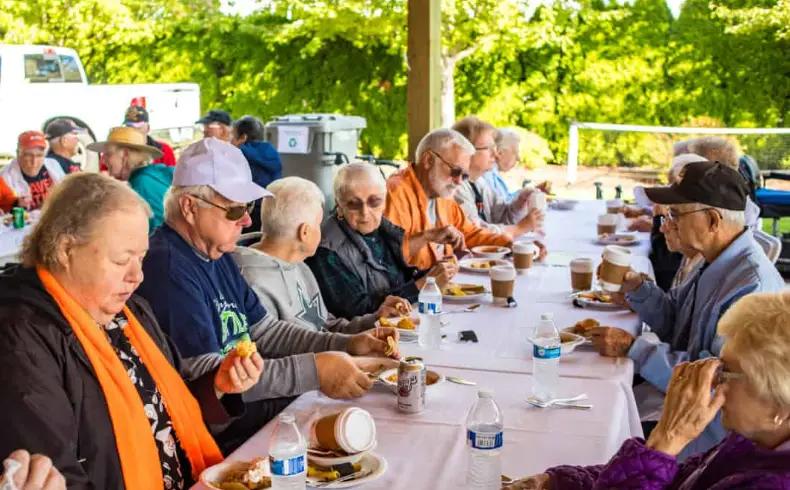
[343, 195, 385, 212]
[430, 150, 469, 181]
[714, 364, 744, 387]
[474, 145, 495, 153]
[190, 194, 254, 221]
[667, 207, 720, 223]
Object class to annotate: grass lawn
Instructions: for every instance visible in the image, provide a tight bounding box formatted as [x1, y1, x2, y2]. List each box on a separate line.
[763, 217, 790, 236]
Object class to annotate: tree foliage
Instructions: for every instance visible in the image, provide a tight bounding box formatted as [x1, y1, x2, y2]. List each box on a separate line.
[1, 0, 788, 168]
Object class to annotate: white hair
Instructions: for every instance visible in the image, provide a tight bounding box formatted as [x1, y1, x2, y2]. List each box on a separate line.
[669, 153, 708, 183]
[333, 162, 386, 203]
[163, 185, 216, 224]
[684, 202, 745, 228]
[495, 128, 521, 152]
[415, 128, 475, 165]
[261, 177, 324, 239]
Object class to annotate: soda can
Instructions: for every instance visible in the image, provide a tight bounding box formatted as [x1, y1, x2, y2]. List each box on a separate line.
[12, 207, 25, 229]
[397, 356, 426, 413]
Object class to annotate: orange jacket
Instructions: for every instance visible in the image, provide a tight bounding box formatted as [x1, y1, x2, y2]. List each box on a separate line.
[384, 165, 511, 270]
[0, 177, 17, 213]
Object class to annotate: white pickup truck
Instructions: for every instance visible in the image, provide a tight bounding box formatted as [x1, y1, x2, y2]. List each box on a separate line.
[0, 44, 201, 171]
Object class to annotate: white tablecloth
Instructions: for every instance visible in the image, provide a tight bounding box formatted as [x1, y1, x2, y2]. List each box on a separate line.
[203, 368, 632, 490]
[192, 200, 654, 489]
[0, 227, 30, 265]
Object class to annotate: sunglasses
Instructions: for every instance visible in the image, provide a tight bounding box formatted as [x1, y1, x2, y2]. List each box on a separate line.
[430, 150, 469, 181]
[190, 194, 254, 221]
[343, 195, 385, 212]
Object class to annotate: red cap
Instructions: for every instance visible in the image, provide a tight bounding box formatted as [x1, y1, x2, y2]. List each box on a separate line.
[18, 131, 47, 151]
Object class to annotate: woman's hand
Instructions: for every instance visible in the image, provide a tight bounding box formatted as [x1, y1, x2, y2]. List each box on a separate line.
[519, 208, 545, 233]
[427, 260, 459, 288]
[2, 450, 65, 490]
[503, 473, 551, 489]
[647, 359, 727, 457]
[590, 327, 635, 357]
[214, 350, 264, 396]
[377, 296, 412, 318]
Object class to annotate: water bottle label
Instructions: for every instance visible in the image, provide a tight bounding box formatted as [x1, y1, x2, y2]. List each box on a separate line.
[533, 344, 561, 359]
[467, 430, 503, 450]
[269, 454, 305, 476]
[419, 301, 440, 314]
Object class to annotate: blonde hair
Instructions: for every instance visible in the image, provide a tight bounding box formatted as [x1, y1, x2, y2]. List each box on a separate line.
[261, 177, 324, 239]
[718, 292, 790, 407]
[21, 173, 151, 269]
[688, 137, 739, 169]
[452, 116, 496, 146]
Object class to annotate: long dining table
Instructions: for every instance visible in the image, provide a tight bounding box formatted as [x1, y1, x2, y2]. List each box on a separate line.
[193, 199, 652, 489]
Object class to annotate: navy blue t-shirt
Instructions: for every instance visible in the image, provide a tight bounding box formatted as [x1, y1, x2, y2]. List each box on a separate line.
[137, 224, 266, 357]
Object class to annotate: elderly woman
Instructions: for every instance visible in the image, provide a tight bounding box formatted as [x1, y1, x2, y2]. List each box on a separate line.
[0, 131, 65, 210]
[484, 128, 521, 201]
[88, 126, 173, 231]
[0, 173, 262, 488]
[234, 176, 409, 333]
[307, 162, 458, 319]
[506, 291, 790, 489]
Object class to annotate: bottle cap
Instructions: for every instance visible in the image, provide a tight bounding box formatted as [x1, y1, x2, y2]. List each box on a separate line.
[278, 413, 295, 424]
[540, 312, 554, 321]
[478, 389, 494, 398]
[426, 277, 437, 284]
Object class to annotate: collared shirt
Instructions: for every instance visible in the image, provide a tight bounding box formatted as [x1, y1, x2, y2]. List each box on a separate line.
[47, 151, 81, 174]
[626, 228, 784, 457]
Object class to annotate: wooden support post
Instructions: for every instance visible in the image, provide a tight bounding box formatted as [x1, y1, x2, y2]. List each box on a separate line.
[407, 0, 442, 162]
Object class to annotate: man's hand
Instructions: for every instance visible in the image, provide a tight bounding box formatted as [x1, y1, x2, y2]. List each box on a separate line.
[516, 208, 545, 234]
[590, 327, 635, 357]
[425, 260, 459, 288]
[315, 352, 373, 399]
[2, 450, 66, 490]
[348, 327, 400, 359]
[214, 350, 264, 396]
[377, 296, 412, 318]
[512, 188, 533, 210]
[427, 225, 465, 250]
[534, 240, 548, 261]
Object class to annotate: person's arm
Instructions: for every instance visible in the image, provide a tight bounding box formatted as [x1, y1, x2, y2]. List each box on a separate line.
[325, 312, 377, 334]
[250, 314, 350, 357]
[450, 201, 511, 248]
[625, 279, 682, 338]
[306, 249, 389, 318]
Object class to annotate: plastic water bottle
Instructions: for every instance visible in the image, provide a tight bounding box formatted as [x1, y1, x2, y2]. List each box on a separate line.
[465, 390, 504, 489]
[532, 312, 561, 401]
[269, 413, 307, 490]
[418, 277, 443, 349]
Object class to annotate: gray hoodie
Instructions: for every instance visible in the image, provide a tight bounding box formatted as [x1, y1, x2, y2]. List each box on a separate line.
[232, 246, 377, 334]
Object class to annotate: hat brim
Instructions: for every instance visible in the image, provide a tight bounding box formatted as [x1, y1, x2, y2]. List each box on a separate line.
[87, 141, 163, 159]
[210, 181, 273, 204]
[643, 185, 696, 205]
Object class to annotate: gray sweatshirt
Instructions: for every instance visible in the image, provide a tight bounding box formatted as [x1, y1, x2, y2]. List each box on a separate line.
[232, 246, 377, 334]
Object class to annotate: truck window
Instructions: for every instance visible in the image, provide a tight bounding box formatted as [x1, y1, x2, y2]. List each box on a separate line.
[59, 55, 83, 83]
[24, 54, 64, 83]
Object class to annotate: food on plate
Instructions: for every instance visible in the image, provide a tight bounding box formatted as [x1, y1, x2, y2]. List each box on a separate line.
[378, 316, 393, 328]
[213, 458, 271, 490]
[469, 260, 496, 270]
[577, 291, 612, 303]
[598, 233, 636, 244]
[569, 318, 600, 338]
[397, 317, 416, 330]
[442, 283, 486, 296]
[443, 254, 459, 266]
[386, 370, 440, 385]
[234, 339, 257, 358]
[307, 462, 362, 482]
[477, 246, 504, 254]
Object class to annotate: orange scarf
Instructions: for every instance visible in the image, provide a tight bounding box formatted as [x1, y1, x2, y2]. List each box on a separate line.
[37, 267, 223, 488]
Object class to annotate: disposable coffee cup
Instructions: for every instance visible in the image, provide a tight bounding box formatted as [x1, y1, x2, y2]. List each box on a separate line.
[597, 213, 618, 236]
[599, 246, 632, 292]
[313, 407, 377, 454]
[529, 191, 547, 211]
[490, 265, 516, 305]
[570, 257, 594, 291]
[513, 241, 539, 273]
[606, 199, 623, 215]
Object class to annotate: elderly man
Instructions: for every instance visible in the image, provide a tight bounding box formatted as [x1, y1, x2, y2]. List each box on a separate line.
[0, 131, 65, 210]
[452, 117, 544, 239]
[197, 109, 233, 142]
[136, 138, 398, 451]
[233, 176, 409, 332]
[44, 118, 83, 174]
[592, 161, 784, 457]
[384, 128, 512, 270]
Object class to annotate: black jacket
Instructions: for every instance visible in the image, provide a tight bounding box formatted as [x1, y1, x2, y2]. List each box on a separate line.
[0, 266, 241, 489]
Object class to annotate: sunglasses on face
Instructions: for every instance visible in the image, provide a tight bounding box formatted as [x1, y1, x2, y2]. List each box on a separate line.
[343, 195, 385, 212]
[190, 194, 254, 221]
[430, 150, 469, 181]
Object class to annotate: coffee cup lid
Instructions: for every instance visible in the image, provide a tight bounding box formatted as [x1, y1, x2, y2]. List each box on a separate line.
[336, 407, 376, 453]
[490, 264, 516, 280]
[570, 257, 594, 272]
[598, 213, 618, 224]
[513, 241, 537, 253]
[603, 245, 632, 266]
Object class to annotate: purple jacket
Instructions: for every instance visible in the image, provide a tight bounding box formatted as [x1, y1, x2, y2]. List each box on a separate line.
[547, 434, 790, 489]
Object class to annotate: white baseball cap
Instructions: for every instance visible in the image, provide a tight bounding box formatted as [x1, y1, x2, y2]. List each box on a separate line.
[174, 138, 272, 203]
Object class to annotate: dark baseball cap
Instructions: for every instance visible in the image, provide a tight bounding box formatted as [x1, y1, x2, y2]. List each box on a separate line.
[645, 161, 749, 211]
[44, 119, 83, 140]
[196, 109, 232, 126]
[124, 105, 149, 124]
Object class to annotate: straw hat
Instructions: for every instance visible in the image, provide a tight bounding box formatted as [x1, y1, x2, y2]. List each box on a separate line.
[87, 127, 163, 158]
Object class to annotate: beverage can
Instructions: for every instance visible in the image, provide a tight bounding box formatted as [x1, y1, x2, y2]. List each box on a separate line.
[12, 207, 25, 229]
[397, 356, 426, 413]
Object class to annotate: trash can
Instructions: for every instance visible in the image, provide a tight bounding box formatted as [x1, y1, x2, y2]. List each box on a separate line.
[265, 114, 367, 211]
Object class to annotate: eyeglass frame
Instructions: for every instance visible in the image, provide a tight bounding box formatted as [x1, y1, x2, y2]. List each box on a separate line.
[429, 150, 469, 181]
[341, 194, 386, 212]
[665, 207, 721, 224]
[189, 194, 254, 221]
